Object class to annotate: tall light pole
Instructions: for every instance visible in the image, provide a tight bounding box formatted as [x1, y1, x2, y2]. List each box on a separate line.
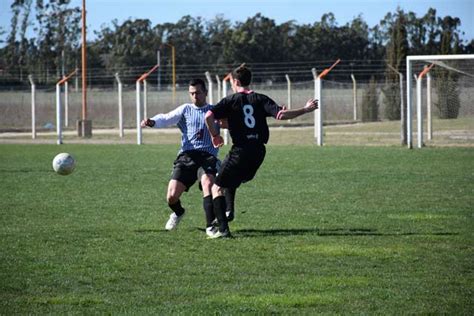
[82, 0, 86, 122]
[162, 43, 176, 104]
[79, 0, 91, 137]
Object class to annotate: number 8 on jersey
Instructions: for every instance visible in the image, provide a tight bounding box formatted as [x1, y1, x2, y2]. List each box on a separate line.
[243, 104, 256, 128]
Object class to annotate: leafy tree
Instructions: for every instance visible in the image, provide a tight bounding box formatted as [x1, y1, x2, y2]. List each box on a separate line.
[205, 14, 233, 70]
[94, 18, 157, 81]
[346, 16, 370, 60]
[33, 0, 81, 83]
[291, 13, 370, 81]
[224, 13, 283, 63]
[423, 8, 440, 53]
[368, 14, 390, 62]
[291, 23, 317, 62]
[161, 15, 207, 66]
[16, 0, 33, 81]
[434, 16, 462, 119]
[4, 1, 21, 79]
[383, 8, 408, 121]
[312, 13, 341, 60]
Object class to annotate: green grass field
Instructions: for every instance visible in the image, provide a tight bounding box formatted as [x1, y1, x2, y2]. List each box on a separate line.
[1, 144, 473, 314]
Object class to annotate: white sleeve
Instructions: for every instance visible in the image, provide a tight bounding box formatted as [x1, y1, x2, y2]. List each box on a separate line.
[149, 104, 186, 128]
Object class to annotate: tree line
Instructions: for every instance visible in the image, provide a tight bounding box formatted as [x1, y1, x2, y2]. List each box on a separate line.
[1, 0, 472, 87]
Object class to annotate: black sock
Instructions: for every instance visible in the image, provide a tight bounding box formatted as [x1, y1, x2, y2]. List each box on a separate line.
[168, 200, 185, 217]
[203, 195, 215, 227]
[213, 196, 228, 232]
[225, 187, 236, 213]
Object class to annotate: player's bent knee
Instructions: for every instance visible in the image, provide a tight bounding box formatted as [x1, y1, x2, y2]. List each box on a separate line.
[167, 190, 181, 205]
[200, 175, 214, 190]
[166, 195, 179, 205]
[211, 184, 225, 197]
[167, 180, 186, 205]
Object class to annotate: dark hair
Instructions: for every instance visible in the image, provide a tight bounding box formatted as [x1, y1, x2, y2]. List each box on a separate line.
[189, 78, 207, 91]
[232, 63, 252, 86]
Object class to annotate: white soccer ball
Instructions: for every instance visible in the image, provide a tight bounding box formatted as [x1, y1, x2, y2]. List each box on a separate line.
[52, 153, 76, 175]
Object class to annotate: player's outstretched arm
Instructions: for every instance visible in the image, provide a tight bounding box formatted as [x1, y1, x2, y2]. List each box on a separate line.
[276, 98, 318, 120]
[142, 105, 186, 128]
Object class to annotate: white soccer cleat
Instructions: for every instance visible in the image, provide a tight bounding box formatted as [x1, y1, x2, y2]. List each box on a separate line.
[205, 226, 218, 237]
[207, 229, 231, 239]
[165, 213, 184, 231]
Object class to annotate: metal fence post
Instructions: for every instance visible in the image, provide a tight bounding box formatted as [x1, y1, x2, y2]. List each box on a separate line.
[56, 83, 63, 145]
[64, 80, 69, 127]
[427, 72, 432, 140]
[205, 71, 214, 105]
[115, 73, 124, 138]
[28, 75, 36, 139]
[285, 74, 292, 110]
[351, 74, 357, 121]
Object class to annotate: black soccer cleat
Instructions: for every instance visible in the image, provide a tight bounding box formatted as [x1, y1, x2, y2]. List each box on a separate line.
[226, 211, 234, 222]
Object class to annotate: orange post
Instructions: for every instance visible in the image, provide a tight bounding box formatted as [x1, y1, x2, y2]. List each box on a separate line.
[318, 59, 341, 79]
[57, 69, 78, 85]
[77, 0, 92, 138]
[136, 65, 160, 145]
[81, 0, 87, 121]
[138, 64, 159, 82]
[418, 63, 435, 79]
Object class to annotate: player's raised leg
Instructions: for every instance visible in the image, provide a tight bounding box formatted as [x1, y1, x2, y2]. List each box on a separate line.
[225, 186, 236, 222]
[165, 179, 187, 230]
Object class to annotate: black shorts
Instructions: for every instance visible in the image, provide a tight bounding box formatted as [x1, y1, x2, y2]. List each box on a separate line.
[215, 144, 266, 189]
[171, 150, 219, 191]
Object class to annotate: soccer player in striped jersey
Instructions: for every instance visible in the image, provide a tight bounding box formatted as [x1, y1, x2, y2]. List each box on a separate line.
[205, 64, 319, 238]
[141, 78, 222, 237]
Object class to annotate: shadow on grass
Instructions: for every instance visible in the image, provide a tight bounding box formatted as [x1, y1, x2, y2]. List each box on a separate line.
[230, 228, 458, 238]
[135, 227, 458, 238]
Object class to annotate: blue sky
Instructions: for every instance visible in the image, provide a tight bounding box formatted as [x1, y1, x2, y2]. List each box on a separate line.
[1, 0, 473, 42]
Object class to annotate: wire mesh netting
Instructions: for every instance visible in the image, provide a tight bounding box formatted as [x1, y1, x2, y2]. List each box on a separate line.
[409, 57, 474, 147]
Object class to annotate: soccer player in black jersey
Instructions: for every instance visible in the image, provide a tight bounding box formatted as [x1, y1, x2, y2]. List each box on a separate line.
[204, 64, 318, 238]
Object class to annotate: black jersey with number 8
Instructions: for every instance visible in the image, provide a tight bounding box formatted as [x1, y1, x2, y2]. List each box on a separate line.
[211, 91, 282, 146]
